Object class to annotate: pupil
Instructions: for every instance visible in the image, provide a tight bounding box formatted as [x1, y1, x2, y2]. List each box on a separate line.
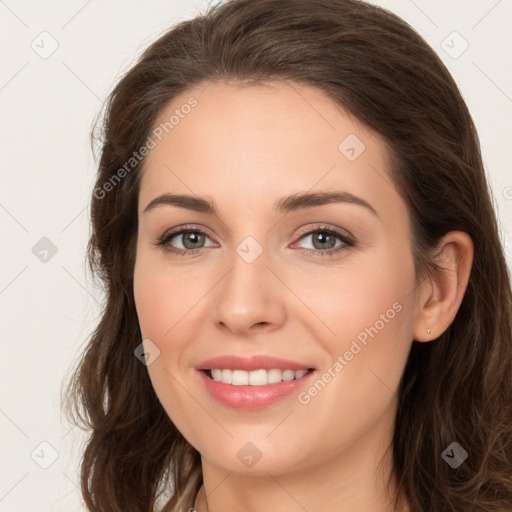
[314, 231, 334, 250]
[185, 232, 203, 249]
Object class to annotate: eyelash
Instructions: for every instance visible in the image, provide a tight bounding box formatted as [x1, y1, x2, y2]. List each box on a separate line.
[155, 224, 356, 257]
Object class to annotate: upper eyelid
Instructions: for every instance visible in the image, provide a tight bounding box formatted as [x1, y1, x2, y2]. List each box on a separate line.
[162, 224, 216, 242]
[161, 224, 353, 245]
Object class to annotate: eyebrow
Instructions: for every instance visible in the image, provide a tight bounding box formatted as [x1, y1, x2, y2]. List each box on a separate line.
[143, 190, 379, 218]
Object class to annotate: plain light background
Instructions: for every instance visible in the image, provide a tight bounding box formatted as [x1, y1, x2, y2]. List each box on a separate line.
[0, 1, 510, 510]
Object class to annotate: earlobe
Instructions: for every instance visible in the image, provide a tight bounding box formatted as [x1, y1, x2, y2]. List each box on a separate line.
[413, 231, 474, 343]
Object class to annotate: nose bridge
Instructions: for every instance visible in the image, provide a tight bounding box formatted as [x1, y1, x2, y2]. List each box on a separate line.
[223, 233, 269, 299]
[214, 231, 285, 333]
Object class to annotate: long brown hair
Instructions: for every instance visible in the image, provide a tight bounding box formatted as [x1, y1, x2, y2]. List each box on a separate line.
[62, 0, 512, 510]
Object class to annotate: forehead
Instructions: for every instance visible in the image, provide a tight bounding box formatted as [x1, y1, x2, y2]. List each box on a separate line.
[138, 80, 401, 223]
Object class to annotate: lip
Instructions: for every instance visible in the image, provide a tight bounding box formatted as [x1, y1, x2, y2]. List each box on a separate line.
[196, 355, 315, 372]
[197, 368, 317, 410]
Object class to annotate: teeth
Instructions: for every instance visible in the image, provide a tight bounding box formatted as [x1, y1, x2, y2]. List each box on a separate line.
[249, 369, 267, 386]
[282, 369, 295, 381]
[232, 370, 249, 385]
[211, 369, 223, 381]
[268, 369, 283, 384]
[208, 368, 310, 385]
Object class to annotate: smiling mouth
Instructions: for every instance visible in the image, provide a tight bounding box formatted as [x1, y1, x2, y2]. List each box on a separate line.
[202, 368, 315, 386]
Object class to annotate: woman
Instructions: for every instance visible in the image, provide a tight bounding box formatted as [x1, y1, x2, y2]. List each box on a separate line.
[63, 0, 512, 510]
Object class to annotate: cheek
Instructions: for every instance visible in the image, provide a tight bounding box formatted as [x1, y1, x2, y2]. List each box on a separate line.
[300, 245, 415, 398]
[133, 256, 202, 439]
[133, 251, 197, 342]
[290, 281, 413, 462]
[133, 251, 207, 402]
[133, 265, 169, 340]
[292, 243, 414, 343]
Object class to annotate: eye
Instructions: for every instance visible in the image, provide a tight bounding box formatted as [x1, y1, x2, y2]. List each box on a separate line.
[155, 225, 217, 256]
[155, 224, 356, 257]
[294, 225, 356, 257]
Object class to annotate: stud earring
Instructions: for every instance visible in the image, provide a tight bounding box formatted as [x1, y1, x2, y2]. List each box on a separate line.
[427, 328, 431, 334]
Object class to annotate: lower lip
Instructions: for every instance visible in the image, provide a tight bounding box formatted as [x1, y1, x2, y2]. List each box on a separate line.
[197, 370, 316, 410]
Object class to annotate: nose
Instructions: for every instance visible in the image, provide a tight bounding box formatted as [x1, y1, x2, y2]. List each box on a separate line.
[213, 244, 286, 337]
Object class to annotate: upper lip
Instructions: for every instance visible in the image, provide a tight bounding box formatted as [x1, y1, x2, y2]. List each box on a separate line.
[196, 355, 315, 371]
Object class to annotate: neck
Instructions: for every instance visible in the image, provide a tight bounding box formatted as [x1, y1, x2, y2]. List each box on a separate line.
[193, 412, 409, 512]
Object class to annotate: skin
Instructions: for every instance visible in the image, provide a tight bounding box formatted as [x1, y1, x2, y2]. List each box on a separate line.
[133, 80, 473, 512]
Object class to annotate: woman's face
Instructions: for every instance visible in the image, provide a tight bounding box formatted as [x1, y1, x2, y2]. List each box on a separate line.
[133, 80, 421, 477]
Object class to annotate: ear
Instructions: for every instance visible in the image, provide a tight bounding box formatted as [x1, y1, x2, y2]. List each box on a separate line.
[413, 231, 474, 342]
